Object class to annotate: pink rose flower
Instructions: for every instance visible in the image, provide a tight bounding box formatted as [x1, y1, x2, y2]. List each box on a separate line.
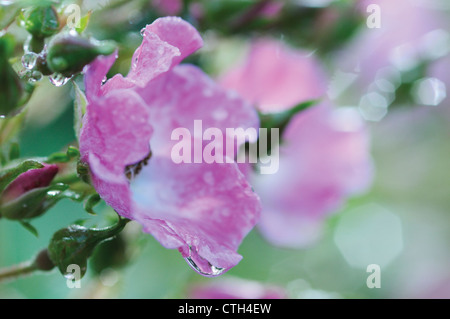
[79, 17, 261, 276]
[221, 39, 373, 247]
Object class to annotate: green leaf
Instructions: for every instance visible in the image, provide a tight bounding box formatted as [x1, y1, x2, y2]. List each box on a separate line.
[84, 193, 101, 215]
[46, 146, 80, 164]
[20, 221, 39, 237]
[76, 11, 92, 34]
[259, 99, 319, 133]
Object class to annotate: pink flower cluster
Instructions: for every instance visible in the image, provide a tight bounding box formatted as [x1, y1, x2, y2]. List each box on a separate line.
[79, 17, 373, 275]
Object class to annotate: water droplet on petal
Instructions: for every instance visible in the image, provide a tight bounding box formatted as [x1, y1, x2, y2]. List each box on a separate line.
[28, 70, 43, 83]
[49, 73, 72, 87]
[140, 28, 146, 36]
[22, 52, 38, 70]
[184, 247, 226, 277]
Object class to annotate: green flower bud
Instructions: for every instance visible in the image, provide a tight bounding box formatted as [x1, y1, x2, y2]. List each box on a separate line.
[0, 183, 68, 220]
[48, 220, 128, 279]
[46, 34, 116, 77]
[90, 234, 128, 275]
[0, 35, 25, 118]
[22, 6, 60, 39]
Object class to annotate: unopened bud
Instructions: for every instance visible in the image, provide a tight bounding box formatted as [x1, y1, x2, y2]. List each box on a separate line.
[0, 164, 62, 220]
[48, 221, 128, 279]
[46, 34, 116, 77]
[22, 6, 60, 39]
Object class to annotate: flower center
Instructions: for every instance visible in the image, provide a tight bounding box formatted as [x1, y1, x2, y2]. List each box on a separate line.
[125, 151, 152, 180]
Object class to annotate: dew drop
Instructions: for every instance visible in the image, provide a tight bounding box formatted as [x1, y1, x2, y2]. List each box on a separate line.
[28, 70, 43, 83]
[140, 28, 146, 36]
[184, 247, 226, 277]
[22, 52, 38, 70]
[49, 73, 72, 87]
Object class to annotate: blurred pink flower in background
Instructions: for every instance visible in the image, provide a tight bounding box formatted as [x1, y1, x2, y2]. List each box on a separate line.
[339, 0, 448, 88]
[253, 104, 373, 247]
[221, 39, 326, 113]
[80, 17, 261, 276]
[260, 1, 284, 19]
[221, 39, 373, 247]
[189, 277, 286, 299]
[152, 0, 182, 16]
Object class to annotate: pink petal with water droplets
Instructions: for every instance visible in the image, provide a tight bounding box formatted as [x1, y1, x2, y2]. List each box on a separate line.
[79, 90, 152, 218]
[127, 17, 203, 87]
[131, 156, 261, 274]
[136, 64, 259, 155]
[84, 51, 118, 100]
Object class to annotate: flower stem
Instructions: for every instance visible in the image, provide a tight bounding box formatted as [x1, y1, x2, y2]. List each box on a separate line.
[0, 262, 37, 283]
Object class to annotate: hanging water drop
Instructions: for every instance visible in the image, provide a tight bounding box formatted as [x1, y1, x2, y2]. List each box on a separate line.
[22, 52, 38, 70]
[184, 247, 226, 277]
[28, 71, 43, 83]
[49, 73, 72, 87]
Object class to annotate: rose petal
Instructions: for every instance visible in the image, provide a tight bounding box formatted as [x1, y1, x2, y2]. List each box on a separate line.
[130, 155, 261, 273]
[84, 51, 118, 100]
[79, 89, 153, 217]
[136, 64, 259, 155]
[127, 17, 203, 87]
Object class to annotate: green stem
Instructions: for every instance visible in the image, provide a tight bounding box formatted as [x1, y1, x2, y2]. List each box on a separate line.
[0, 262, 37, 283]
